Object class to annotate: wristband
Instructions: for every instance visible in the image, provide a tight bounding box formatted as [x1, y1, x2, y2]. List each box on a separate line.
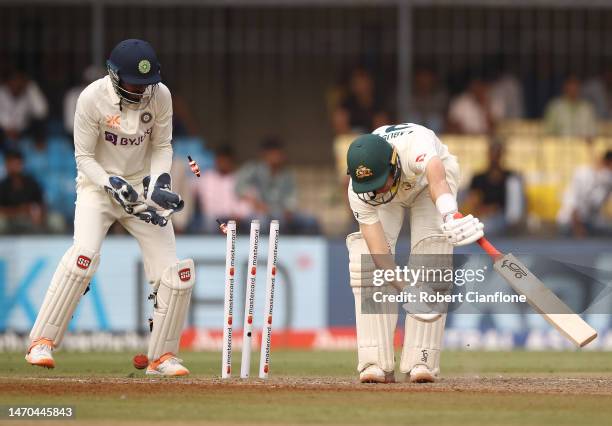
[435, 193, 457, 222]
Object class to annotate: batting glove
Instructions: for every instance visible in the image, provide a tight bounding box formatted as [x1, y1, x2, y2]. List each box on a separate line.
[441, 214, 484, 246]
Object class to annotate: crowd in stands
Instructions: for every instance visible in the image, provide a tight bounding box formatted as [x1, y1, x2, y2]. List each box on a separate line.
[330, 65, 612, 138]
[331, 65, 612, 237]
[0, 62, 609, 237]
[0, 66, 320, 235]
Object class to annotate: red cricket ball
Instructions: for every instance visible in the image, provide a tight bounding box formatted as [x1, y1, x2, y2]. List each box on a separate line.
[133, 354, 149, 370]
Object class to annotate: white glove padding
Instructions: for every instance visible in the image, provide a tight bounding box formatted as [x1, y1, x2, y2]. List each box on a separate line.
[143, 173, 184, 213]
[441, 214, 484, 246]
[104, 176, 140, 214]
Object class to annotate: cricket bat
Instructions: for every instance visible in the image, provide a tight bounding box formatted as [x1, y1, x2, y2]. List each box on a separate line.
[457, 214, 598, 347]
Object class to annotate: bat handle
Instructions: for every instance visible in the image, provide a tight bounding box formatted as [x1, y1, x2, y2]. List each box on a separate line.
[452, 212, 503, 260]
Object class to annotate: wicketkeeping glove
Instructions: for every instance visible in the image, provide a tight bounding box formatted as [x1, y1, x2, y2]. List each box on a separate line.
[132, 205, 169, 227]
[104, 176, 140, 214]
[142, 173, 184, 213]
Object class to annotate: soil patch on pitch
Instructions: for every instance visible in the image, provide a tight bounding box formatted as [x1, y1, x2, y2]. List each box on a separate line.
[1, 375, 610, 396]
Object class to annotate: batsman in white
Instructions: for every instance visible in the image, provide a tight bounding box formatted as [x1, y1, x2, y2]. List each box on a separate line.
[25, 39, 196, 376]
[346, 123, 484, 383]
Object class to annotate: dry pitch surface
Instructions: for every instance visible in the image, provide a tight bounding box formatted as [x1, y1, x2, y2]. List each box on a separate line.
[1, 350, 612, 425]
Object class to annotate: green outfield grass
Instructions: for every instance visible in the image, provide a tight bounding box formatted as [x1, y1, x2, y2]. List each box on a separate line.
[1, 350, 612, 425]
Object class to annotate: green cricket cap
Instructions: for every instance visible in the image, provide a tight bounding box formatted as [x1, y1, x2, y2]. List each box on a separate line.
[347, 134, 394, 194]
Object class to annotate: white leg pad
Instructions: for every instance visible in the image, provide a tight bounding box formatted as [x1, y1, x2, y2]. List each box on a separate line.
[148, 259, 195, 360]
[399, 234, 452, 375]
[347, 232, 397, 373]
[30, 245, 100, 347]
[400, 314, 446, 375]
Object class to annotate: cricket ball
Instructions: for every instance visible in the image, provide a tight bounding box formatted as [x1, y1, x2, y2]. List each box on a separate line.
[133, 354, 149, 370]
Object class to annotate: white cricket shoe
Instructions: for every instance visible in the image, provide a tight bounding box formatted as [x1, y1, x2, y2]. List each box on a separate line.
[359, 365, 395, 383]
[146, 353, 190, 376]
[25, 338, 55, 369]
[408, 364, 435, 383]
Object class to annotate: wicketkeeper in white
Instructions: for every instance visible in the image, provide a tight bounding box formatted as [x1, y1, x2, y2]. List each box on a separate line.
[346, 123, 484, 383]
[25, 39, 196, 376]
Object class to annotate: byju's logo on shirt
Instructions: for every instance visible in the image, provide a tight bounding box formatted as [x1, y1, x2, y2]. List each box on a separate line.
[105, 131, 118, 145]
[104, 127, 153, 147]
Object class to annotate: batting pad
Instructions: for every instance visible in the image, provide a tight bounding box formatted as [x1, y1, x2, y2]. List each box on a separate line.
[347, 232, 397, 372]
[399, 234, 452, 375]
[403, 234, 453, 319]
[148, 259, 195, 361]
[30, 245, 100, 347]
[400, 313, 446, 375]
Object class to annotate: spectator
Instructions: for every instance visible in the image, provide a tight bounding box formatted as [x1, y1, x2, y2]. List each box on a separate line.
[235, 137, 320, 235]
[582, 67, 612, 120]
[406, 66, 448, 133]
[193, 145, 251, 233]
[63, 65, 105, 137]
[488, 61, 524, 120]
[544, 75, 597, 138]
[557, 150, 612, 237]
[447, 76, 503, 135]
[0, 69, 48, 151]
[524, 58, 562, 119]
[462, 143, 525, 235]
[332, 67, 389, 135]
[0, 150, 45, 234]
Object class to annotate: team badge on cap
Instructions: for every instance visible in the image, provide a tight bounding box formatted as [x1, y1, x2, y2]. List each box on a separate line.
[138, 59, 151, 74]
[355, 165, 373, 180]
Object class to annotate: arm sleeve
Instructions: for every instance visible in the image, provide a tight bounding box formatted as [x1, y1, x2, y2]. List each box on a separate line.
[150, 84, 173, 176]
[73, 92, 110, 188]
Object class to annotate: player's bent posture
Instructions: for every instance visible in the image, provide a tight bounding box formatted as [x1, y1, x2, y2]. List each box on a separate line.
[346, 123, 484, 383]
[25, 39, 195, 376]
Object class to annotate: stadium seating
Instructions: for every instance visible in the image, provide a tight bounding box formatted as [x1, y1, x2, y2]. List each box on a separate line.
[439, 135, 489, 189]
[21, 137, 77, 227]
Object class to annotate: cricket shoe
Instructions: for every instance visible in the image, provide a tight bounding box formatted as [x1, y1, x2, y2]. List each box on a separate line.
[359, 365, 395, 383]
[146, 353, 190, 376]
[25, 338, 55, 368]
[407, 364, 435, 383]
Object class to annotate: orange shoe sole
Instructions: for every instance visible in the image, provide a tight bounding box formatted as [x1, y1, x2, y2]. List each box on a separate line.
[27, 358, 55, 369]
[145, 368, 189, 377]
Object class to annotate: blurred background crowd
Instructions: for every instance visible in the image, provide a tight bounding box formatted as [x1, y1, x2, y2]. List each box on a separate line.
[0, 1, 611, 237]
